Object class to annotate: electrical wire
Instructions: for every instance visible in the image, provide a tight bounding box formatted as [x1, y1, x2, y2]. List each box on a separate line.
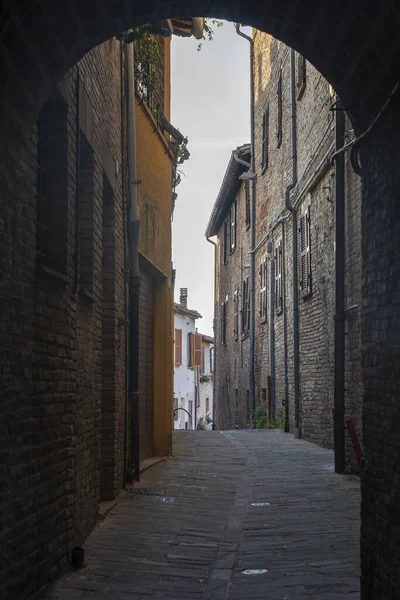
[331, 82, 400, 167]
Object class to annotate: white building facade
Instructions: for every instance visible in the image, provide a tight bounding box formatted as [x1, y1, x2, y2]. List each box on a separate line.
[198, 335, 214, 430]
[173, 289, 202, 430]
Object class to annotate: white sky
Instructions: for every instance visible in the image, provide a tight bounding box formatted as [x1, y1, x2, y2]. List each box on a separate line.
[171, 22, 251, 337]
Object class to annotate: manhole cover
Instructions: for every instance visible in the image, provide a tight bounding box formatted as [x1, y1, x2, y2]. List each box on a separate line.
[241, 569, 268, 575]
[251, 502, 270, 507]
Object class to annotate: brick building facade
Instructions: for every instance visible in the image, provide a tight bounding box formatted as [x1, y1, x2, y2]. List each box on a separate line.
[0, 25, 183, 598]
[207, 31, 362, 471]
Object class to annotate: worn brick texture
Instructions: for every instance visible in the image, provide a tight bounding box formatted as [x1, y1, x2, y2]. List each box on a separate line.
[215, 181, 253, 430]
[215, 32, 363, 471]
[0, 39, 127, 599]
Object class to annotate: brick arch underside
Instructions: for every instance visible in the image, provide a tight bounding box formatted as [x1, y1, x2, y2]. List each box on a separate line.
[1, 0, 400, 128]
[1, 1, 400, 600]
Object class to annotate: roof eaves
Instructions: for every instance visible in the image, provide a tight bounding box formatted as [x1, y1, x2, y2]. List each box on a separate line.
[205, 143, 251, 238]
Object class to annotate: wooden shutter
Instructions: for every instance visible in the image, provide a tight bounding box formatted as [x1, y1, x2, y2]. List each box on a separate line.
[245, 181, 251, 225]
[277, 71, 283, 147]
[275, 243, 283, 313]
[300, 205, 311, 294]
[231, 201, 236, 252]
[188, 332, 193, 366]
[306, 204, 312, 294]
[206, 398, 210, 413]
[233, 288, 238, 340]
[192, 333, 202, 367]
[300, 213, 307, 292]
[262, 106, 269, 169]
[175, 328, 182, 366]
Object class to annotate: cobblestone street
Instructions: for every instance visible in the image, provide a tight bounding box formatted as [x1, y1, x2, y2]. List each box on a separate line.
[49, 430, 360, 600]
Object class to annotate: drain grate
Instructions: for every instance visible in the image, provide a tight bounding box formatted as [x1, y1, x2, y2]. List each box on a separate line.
[131, 488, 166, 496]
[251, 502, 270, 507]
[130, 488, 175, 504]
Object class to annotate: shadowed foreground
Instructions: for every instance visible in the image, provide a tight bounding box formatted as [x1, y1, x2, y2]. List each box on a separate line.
[49, 430, 360, 599]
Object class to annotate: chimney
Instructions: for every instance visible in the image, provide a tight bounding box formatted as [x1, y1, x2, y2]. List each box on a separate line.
[180, 288, 188, 307]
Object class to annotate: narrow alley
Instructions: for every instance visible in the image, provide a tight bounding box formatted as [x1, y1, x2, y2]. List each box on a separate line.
[49, 431, 359, 600]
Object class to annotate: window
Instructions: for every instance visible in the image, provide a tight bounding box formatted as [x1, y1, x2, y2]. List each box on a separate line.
[222, 220, 229, 265]
[136, 35, 165, 122]
[210, 346, 214, 373]
[275, 241, 283, 313]
[245, 180, 251, 227]
[297, 53, 307, 99]
[36, 94, 69, 274]
[230, 200, 237, 252]
[277, 70, 283, 148]
[233, 287, 239, 340]
[259, 259, 267, 321]
[175, 328, 182, 366]
[242, 277, 250, 333]
[299, 204, 312, 296]
[188, 332, 202, 367]
[221, 301, 227, 345]
[261, 105, 269, 170]
[206, 398, 210, 413]
[201, 345, 205, 373]
[174, 398, 178, 421]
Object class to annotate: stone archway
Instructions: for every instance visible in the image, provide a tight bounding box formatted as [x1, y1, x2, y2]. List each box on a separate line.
[1, 2, 400, 599]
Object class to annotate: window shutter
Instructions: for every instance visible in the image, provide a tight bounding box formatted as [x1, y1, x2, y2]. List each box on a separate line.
[262, 107, 269, 169]
[193, 333, 202, 367]
[175, 328, 182, 366]
[188, 332, 194, 366]
[234, 289, 238, 340]
[306, 204, 312, 293]
[300, 213, 307, 291]
[201, 345, 205, 372]
[277, 71, 283, 148]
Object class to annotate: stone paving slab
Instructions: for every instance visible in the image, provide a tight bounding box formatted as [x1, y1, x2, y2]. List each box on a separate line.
[48, 430, 360, 599]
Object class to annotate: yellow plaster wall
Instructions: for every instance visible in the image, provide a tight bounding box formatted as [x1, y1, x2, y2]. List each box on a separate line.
[135, 37, 174, 456]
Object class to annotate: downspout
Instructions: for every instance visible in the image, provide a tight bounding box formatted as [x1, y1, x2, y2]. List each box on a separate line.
[281, 222, 290, 431]
[236, 24, 256, 418]
[206, 235, 217, 430]
[72, 65, 81, 296]
[285, 48, 300, 438]
[269, 253, 276, 420]
[333, 99, 346, 473]
[126, 42, 141, 482]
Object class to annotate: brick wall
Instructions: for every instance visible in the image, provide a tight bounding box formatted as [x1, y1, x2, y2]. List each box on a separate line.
[0, 39, 127, 599]
[213, 32, 362, 469]
[215, 181, 252, 430]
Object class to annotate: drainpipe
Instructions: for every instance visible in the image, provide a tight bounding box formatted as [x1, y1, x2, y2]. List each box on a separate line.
[269, 253, 276, 420]
[281, 222, 290, 432]
[206, 235, 217, 430]
[126, 42, 141, 482]
[284, 48, 300, 438]
[236, 24, 256, 418]
[333, 99, 346, 473]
